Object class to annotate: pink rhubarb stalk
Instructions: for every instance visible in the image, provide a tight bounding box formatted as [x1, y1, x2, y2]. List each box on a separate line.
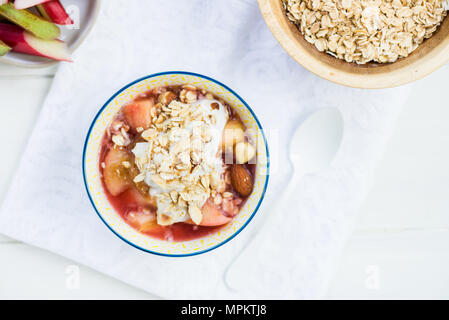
[0, 23, 70, 61]
[37, 0, 73, 25]
[14, 0, 51, 10]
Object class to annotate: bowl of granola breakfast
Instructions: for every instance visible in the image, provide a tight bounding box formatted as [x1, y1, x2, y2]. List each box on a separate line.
[259, 0, 449, 88]
[83, 72, 269, 257]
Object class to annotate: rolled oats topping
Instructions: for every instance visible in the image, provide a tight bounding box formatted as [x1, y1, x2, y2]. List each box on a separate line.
[283, 0, 448, 64]
[131, 98, 229, 226]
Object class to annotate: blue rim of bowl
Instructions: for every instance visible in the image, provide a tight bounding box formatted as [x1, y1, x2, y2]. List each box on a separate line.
[82, 71, 270, 257]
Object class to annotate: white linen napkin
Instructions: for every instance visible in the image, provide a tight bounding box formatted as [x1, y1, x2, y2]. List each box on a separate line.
[0, 0, 412, 299]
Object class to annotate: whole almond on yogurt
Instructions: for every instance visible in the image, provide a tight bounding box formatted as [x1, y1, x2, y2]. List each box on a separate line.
[230, 165, 253, 197]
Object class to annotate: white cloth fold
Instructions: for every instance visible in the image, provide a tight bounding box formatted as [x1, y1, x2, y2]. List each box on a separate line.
[0, 0, 411, 299]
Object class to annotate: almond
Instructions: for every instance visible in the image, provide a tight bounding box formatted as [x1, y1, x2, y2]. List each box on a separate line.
[235, 141, 256, 164]
[221, 120, 245, 150]
[230, 165, 253, 197]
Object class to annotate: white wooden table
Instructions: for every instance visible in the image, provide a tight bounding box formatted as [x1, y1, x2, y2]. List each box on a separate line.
[1, 63, 449, 299]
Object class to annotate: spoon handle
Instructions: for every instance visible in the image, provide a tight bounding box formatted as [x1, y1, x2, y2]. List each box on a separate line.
[224, 171, 302, 290]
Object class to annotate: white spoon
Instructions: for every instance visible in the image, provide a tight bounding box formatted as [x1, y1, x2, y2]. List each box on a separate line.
[224, 107, 344, 292]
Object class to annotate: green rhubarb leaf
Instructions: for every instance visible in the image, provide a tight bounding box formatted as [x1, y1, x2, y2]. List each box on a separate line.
[0, 3, 60, 40]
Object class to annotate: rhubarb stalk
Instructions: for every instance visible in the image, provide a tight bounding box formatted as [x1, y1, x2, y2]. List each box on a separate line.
[0, 22, 70, 61]
[0, 2, 60, 40]
[14, 0, 51, 10]
[0, 39, 10, 56]
[37, 0, 73, 25]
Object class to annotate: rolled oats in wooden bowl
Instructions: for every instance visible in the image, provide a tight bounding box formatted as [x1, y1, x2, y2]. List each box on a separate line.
[285, 0, 447, 64]
[258, 0, 449, 88]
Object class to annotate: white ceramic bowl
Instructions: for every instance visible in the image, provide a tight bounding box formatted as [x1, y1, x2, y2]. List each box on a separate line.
[0, 0, 100, 68]
[83, 72, 270, 257]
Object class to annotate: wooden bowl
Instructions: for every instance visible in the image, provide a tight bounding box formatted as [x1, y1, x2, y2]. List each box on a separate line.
[258, 0, 449, 88]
